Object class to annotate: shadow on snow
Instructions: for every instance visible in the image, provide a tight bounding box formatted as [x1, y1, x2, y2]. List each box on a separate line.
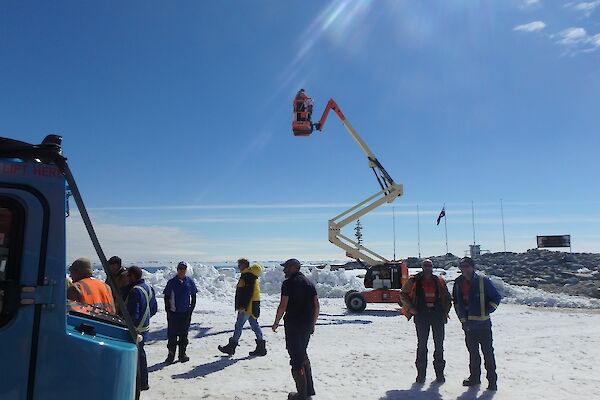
[146, 319, 372, 345]
[171, 356, 252, 379]
[379, 383, 496, 400]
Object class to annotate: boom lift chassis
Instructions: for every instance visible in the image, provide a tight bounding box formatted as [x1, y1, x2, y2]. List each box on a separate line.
[292, 92, 409, 312]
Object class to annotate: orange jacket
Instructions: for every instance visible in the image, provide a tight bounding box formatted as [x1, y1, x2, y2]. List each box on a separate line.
[400, 273, 451, 322]
[69, 277, 116, 314]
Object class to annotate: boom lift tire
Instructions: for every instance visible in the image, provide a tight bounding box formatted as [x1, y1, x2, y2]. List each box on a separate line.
[344, 290, 358, 304]
[346, 292, 367, 313]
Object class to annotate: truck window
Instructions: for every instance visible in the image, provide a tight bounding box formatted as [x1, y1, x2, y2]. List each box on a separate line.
[0, 200, 24, 327]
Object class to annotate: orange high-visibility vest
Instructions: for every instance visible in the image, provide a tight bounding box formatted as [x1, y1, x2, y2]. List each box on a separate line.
[74, 277, 116, 314]
[422, 277, 437, 308]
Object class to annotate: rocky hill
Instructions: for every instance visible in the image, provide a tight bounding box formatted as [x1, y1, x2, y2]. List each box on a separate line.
[419, 250, 600, 299]
[335, 249, 600, 299]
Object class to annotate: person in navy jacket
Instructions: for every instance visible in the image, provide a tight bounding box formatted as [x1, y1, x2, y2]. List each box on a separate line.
[163, 261, 198, 364]
[452, 257, 501, 391]
[125, 266, 157, 394]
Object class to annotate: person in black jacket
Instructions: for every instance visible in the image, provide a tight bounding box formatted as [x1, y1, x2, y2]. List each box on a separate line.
[272, 258, 320, 400]
[218, 258, 266, 356]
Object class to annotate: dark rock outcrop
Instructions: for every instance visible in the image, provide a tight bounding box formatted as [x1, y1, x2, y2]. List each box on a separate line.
[425, 250, 600, 299]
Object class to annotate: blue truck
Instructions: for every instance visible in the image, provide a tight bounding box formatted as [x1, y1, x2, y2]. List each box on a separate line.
[0, 135, 138, 400]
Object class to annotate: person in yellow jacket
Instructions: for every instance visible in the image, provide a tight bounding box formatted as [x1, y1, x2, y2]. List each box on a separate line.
[67, 257, 116, 314]
[218, 258, 266, 356]
[400, 259, 451, 384]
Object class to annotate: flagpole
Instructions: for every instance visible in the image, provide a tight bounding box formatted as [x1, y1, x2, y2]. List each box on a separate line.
[471, 200, 476, 246]
[444, 207, 448, 255]
[417, 204, 421, 258]
[392, 206, 396, 260]
[500, 198, 506, 252]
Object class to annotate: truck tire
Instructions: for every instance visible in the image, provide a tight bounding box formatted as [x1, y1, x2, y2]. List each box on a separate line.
[346, 293, 367, 312]
[344, 290, 358, 304]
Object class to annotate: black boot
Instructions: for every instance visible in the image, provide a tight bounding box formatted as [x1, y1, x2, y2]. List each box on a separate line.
[249, 339, 267, 357]
[462, 377, 481, 386]
[415, 372, 426, 384]
[487, 380, 497, 391]
[164, 348, 176, 364]
[288, 368, 307, 400]
[303, 359, 315, 396]
[434, 367, 445, 383]
[434, 360, 446, 383]
[218, 338, 238, 356]
[179, 345, 190, 363]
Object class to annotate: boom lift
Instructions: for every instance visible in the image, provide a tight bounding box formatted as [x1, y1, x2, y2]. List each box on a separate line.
[292, 90, 409, 312]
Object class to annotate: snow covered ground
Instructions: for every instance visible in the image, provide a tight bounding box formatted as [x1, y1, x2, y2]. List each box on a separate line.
[128, 264, 600, 400]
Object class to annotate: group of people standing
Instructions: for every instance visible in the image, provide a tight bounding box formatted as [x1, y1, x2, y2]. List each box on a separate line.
[400, 256, 501, 391]
[67, 254, 500, 398]
[68, 256, 158, 398]
[67, 255, 320, 400]
[218, 257, 320, 400]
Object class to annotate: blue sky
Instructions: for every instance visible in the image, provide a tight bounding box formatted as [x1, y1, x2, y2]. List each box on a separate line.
[2, 0, 599, 262]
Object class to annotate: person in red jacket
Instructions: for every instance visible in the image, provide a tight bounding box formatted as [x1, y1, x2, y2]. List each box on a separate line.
[400, 259, 452, 384]
[294, 89, 313, 121]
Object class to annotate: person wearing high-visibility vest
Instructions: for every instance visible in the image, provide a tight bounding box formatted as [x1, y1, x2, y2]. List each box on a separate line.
[400, 259, 452, 384]
[125, 266, 157, 394]
[67, 258, 116, 314]
[453, 257, 501, 391]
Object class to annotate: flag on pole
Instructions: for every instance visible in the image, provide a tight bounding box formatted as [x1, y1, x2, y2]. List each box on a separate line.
[436, 206, 446, 225]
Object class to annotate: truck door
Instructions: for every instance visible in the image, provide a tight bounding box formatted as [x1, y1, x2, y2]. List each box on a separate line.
[0, 188, 48, 400]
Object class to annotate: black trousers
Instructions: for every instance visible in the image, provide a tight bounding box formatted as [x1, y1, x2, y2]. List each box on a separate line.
[285, 323, 312, 370]
[135, 337, 148, 399]
[138, 338, 148, 386]
[167, 312, 191, 350]
[465, 328, 497, 382]
[414, 311, 446, 375]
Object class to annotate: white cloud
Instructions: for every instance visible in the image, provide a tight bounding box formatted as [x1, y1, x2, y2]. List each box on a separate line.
[514, 21, 546, 32]
[67, 215, 207, 262]
[66, 212, 346, 262]
[565, 1, 600, 17]
[514, 2, 600, 55]
[557, 27, 588, 44]
[590, 33, 600, 48]
[90, 203, 356, 211]
[552, 26, 600, 53]
[521, 0, 541, 8]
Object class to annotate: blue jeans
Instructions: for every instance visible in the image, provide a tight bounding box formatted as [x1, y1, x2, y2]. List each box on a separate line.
[465, 328, 497, 383]
[232, 311, 263, 342]
[415, 311, 446, 376]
